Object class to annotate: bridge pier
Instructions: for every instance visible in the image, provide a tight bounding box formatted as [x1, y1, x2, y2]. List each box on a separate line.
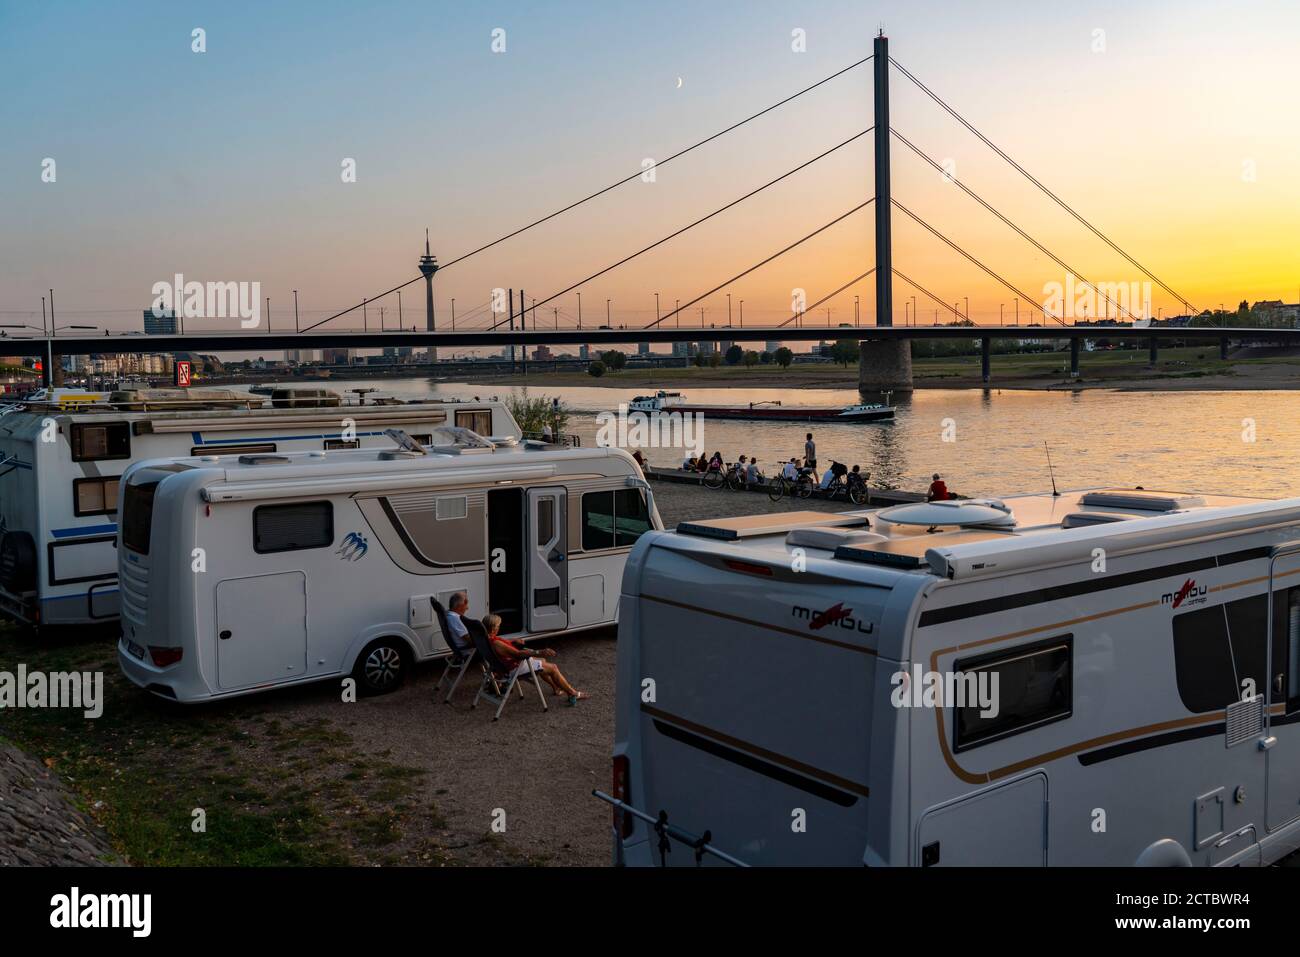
[858, 339, 913, 393]
[1220, 336, 1229, 360]
[1070, 338, 1080, 378]
[1149, 336, 1158, 367]
[980, 337, 991, 384]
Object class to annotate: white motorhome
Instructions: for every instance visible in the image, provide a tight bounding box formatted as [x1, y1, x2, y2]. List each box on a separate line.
[609, 489, 1300, 866]
[0, 389, 517, 628]
[116, 431, 659, 702]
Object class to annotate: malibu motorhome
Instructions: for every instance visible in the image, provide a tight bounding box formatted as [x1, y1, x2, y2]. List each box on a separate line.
[0, 388, 518, 629]
[608, 488, 1300, 866]
[116, 429, 659, 702]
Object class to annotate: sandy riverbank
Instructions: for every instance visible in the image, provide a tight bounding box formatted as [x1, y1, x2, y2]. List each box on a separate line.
[467, 356, 1300, 393]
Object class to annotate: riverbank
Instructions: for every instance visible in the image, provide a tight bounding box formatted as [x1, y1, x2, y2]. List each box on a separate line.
[462, 348, 1300, 392]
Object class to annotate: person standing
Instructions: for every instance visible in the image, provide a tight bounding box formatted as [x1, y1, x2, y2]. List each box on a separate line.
[804, 433, 817, 471]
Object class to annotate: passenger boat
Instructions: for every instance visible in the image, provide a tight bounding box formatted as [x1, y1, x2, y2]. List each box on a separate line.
[627, 390, 893, 422]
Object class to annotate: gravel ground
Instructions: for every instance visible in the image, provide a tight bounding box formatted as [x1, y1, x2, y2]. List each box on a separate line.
[244, 479, 864, 866]
[0, 479, 859, 869]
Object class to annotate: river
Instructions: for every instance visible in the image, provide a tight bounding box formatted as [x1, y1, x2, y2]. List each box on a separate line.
[311, 378, 1296, 498]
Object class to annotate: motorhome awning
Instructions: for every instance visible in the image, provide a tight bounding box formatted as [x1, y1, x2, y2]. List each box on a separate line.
[201, 464, 557, 503]
[134, 408, 449, 434]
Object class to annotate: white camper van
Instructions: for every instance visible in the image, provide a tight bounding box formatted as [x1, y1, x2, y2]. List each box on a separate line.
[609, 489, 1300, 866]
[0, 389, 517, 628]
[116, 431, 659, 702]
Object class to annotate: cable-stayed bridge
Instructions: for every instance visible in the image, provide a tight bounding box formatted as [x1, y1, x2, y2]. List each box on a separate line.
[19, 32, 1274, 388]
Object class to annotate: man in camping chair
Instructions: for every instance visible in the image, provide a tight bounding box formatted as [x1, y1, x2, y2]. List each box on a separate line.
[433, 592, 476, 702]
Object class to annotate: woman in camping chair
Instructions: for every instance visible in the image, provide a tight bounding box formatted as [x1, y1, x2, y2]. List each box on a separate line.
[483, 614, 589, 706]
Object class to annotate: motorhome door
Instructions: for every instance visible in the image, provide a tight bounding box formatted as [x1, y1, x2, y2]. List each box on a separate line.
[526, 487, 568, 632]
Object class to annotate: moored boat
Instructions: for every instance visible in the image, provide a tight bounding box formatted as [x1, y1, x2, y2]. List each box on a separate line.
[627, 390, 893, 422]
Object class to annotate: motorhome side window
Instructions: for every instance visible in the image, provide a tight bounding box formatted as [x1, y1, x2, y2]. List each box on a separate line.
[70, 422, 130, 461]
[953, 635, 1072, 752]
[253, 502, 333, 554]
[73, 477, 120, 516]
[324, 439, 360, 450]
[455, 410, 492, 435]
[1172, 592, 1277, 713]
[581, 489, 651, 550]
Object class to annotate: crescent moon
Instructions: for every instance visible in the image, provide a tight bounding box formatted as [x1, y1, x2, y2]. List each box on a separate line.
[675, 76, 683, 89]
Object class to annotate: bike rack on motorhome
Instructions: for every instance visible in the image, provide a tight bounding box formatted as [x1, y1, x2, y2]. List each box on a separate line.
[116, 429, 659, 702]
[610, 489, 1300, 866]
[0, 389, 518, 628]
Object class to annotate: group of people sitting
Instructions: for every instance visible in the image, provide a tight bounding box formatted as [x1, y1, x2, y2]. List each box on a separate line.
[443, 592, 589, 706]
[683, 451, 767, 486]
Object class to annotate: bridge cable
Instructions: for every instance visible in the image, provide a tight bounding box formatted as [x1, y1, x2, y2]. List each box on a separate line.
[644, 199, 875, 330]
[891, 127, 1142, 325]
[776, 269, 876, 328]
[888, 55, 1199, 318]
[484, 130, 875, 331]
[890, 267, 970, 323]
[891, 198, 1065, 325]
[300, 54, 876, 335]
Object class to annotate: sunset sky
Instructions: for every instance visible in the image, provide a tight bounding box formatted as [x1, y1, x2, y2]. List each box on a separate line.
[3, 0, 1298, 339]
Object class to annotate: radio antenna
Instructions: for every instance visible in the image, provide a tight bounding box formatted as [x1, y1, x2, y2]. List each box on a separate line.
[1044, 441, 1060, 497]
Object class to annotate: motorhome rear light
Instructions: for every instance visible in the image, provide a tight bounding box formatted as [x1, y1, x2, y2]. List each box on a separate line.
[612, 755, 634, 838]
[723, 558, 773, 577]
[149, 646, 183, 667]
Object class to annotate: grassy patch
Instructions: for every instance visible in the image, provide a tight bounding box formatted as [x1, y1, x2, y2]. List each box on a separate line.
[0, 625, 450, 866]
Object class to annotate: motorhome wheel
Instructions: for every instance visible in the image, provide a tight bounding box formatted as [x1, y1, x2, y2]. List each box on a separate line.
[355, 639, 408, 695]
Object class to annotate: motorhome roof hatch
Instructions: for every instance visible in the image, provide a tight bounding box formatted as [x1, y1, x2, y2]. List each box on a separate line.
[238, 454, 291, 465]
[835, 529, 1014, 569]
[676, 511, 868, 542]
[785, 526, 885, 550]
[1060, 511, 1131, 529]
[1077, 490, 1206, 511]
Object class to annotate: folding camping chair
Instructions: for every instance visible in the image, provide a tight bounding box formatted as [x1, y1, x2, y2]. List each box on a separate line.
[432, 597, 476, 703]
[467, 618, 549, 720]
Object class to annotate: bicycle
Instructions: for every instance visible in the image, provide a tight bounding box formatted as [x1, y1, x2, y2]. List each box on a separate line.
[767, 467, 817, 502]
[821, 469, 871, 506]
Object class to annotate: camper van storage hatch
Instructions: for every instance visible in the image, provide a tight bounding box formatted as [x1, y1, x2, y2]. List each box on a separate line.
[677, 511, 868, 541]
[238, 454, 291, 465]
[1077, 490, 1205, 512]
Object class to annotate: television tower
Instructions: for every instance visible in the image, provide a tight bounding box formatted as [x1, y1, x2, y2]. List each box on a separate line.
[418, 229, 438, 361]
